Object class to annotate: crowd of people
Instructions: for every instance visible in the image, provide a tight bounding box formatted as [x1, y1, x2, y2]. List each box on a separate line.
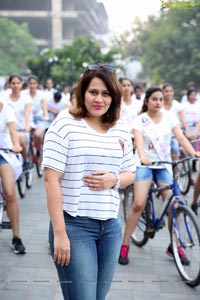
[0, 65, 200, 300]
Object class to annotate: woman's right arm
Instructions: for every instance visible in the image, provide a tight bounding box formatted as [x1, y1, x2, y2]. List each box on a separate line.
[133, 128, 151, 165]
[44, 167, 70, 266]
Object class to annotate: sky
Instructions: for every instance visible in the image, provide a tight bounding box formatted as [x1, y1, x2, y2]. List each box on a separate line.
[98, 0, 162, 34]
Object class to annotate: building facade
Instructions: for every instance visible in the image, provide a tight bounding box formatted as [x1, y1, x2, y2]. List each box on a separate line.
[0, 0, 108, 49]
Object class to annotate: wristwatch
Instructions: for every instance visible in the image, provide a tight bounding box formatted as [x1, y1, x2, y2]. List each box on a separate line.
[113, 174, 120, 190]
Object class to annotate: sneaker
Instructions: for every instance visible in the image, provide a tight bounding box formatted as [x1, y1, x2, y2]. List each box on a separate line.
[118, 245, 129, 265]
[166, 243, 190, 265]
[23, 161, 32, 171]
[11, 237, 26, 254]
[191, 203, 198, 215]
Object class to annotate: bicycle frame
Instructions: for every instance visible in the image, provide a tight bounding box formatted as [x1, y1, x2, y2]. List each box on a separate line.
[147, 168, 195, 247]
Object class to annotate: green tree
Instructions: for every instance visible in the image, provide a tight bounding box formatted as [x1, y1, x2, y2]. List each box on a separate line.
[27, 36, 124, 88]
[0, 18, 37, 75]
[127, 7, 200, 95]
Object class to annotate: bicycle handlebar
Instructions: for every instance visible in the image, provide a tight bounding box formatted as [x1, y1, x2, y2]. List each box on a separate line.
[151, 155, 197, 167]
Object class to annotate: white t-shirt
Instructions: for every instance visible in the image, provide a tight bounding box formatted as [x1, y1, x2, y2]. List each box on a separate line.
[182, 101, 200, 133]
[133, 111, 179, 165]
[2, 93, 32, 130]
[44, 88, 57, 101]
[47, 98, 65, 122]
[22, 89, 45, 117]
[163, 99, 183, 119]
[120, 100, 142, 134]
[42, 110, 136, 220]
[0, 102, 16, 149]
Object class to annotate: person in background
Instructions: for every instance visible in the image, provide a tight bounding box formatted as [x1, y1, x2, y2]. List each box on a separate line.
[131, 84, 145, 104]
[0, 100, 26, 254]
[44, 78, 57, 101]
[120, 78, 142, 136]
[61, 85, 71, 107]
[2, 74, 32, 171]
[42, 64, 136, 300]
[162, 83, 190, 161]
[47, 91, 65, 123]
[118, 86, 200, 266]
[24, 75, 49, 151]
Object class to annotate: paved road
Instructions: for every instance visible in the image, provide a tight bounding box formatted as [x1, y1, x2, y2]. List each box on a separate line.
[0, 169, 200, 300]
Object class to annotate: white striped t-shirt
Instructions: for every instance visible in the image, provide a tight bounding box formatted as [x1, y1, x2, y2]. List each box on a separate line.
[42, 109, 136, 220]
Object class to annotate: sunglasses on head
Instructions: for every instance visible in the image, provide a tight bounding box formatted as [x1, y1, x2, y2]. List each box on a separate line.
[87, 64, 115, 73]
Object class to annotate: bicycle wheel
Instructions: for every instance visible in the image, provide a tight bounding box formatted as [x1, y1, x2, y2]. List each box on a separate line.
[17, 173, 26, 198]
[123, 184, 149, 247]
[170, 205, 200, 287]
[26, 146, 34, 189]
[177, 151, 191, 195]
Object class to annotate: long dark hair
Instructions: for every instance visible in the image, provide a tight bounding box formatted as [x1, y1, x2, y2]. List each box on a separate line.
[141, 87, 163, 113]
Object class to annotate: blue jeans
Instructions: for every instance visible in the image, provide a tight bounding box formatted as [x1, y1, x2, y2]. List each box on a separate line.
[49, 212, 122, 300]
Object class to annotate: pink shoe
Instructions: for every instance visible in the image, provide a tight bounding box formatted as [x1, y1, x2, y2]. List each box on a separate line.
[118, 244, 129, 265]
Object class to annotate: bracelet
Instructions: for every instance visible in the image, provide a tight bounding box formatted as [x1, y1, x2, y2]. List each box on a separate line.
[112, 174, 120, 190]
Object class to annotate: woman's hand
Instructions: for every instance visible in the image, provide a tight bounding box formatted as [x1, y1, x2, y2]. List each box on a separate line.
[140, 156, 152, 165]
[53, 232, 70, 266]
[194, 151, 200, 158]
[12, 145, 22, 153]
[82, 171, 117, 190]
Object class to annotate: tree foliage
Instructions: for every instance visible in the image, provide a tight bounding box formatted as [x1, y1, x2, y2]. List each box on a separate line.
[27, 36, 124, 88]
[128, 7, 200, 94]
[0, 18, 37, 75]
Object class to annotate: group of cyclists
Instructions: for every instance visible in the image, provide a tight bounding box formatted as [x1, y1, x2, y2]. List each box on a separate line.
[118, 78, 200, 265]
[0, 71, 200, 266]
[0, 74, 72, 254]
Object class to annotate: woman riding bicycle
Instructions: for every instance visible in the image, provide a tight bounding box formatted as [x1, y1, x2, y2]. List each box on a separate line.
[118, 87, 200, 265]
[0, 100, 26, 254]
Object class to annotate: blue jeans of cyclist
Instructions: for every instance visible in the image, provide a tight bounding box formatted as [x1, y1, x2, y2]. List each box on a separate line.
[49, 212, 122, 300]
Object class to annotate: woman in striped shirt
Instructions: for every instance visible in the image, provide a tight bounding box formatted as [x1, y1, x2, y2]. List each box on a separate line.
[42, 64, 136, 300]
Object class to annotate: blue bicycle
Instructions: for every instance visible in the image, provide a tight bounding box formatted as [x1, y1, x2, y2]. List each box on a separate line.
[123, 157, 200, 287]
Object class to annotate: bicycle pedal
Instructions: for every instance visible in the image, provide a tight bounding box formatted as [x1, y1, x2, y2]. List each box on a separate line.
[144, 228, 155, 239]
[1, 221, 11, 229]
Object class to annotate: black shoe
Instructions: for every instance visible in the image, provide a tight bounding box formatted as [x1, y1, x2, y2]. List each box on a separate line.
[191, 204, 198, 215]
[11, 237, 26, 254]
[23, 161, 32, 171]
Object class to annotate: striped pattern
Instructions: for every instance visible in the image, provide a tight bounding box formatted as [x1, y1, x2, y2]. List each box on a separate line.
[42, 110, 135, 220]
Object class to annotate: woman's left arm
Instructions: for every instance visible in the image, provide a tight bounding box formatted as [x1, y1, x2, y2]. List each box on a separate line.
[42, 98, 49, 121]
[25, 103, 31, 132]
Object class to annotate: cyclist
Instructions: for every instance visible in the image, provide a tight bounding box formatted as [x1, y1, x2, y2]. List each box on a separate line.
[0, 100, 26, 254]
[118, 86, 200, 266]
[2, 74, 32, 171]
[119, 78, 142, 139]
[162, 83, 190, 161]
[24, 75, 49, 152]
[182, 88, 200, 172]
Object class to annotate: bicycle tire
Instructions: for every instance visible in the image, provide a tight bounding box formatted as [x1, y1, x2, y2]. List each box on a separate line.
[17, 173, 26, 198]
[26, 145, 34, 188]
[35, 145, 43, 178]
[177, 151, 191, 195]
[170, 205, 200, 287]
[123, 184, 149, 247]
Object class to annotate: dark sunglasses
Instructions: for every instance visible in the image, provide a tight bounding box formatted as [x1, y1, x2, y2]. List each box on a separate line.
[87, 64, 115, 73]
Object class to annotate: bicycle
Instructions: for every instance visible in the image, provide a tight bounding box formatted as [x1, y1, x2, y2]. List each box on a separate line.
[30, 129, 44, 178]
[123, 157, 200, 287]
